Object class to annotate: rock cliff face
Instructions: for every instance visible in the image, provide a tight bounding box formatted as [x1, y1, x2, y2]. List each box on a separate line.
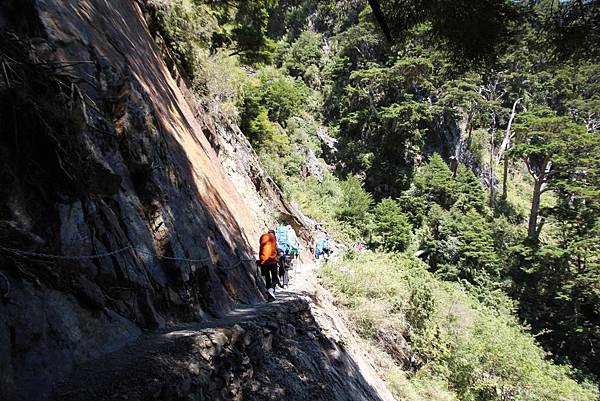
[193, 102, 318, 245]
[0, 1, 320, 400]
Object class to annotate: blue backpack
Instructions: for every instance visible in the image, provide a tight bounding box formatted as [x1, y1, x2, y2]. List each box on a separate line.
[275, 225, 301, 255]
[315, 238, 329, 258]
[275, 226, 290, 254]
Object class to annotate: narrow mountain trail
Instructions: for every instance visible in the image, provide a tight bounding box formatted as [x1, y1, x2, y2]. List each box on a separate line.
[284, 258, 397, 401]
[51, 257, 396, 401]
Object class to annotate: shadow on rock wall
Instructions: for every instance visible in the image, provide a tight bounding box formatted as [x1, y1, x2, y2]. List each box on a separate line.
[0, 1, 270, 400]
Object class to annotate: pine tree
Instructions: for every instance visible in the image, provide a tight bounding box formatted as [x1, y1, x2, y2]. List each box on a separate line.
[371, 198, 413, 251]
[512, 108, 596, 241]
[413, 154, 456, 209]
[455, 164, 487, 213]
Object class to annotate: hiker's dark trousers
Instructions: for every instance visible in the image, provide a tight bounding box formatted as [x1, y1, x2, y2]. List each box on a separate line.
[260, 262, 278, 290]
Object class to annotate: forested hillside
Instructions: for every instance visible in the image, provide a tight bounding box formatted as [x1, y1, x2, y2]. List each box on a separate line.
[148, 0, 599, 398]
[1, 0, 598, 400]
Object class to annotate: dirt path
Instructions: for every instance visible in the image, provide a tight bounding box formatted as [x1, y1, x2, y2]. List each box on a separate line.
[283, 258, 397, 401]
[51, 257, 396, 401]
[53, 293, 389, 401]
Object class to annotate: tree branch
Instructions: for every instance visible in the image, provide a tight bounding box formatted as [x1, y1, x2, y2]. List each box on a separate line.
[496, 97, 522, 163]
[526, 159, 537, 180]
[367, 0, 393, 43]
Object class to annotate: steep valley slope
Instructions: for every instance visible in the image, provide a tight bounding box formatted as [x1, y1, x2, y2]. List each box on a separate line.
[0, 1, 391, 400]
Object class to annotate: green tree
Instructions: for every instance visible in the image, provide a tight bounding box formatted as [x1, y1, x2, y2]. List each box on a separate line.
[541, 0, 600, 60]
[211, 0, 279, 65]
[283, 31, 323, 82]
[370, 0, 523, 63]
[424, 205, 499, 284]
[333, 54, 435, 195]
[413, 154, 456, 209]
[239, 67, 311, 143]
[371, 198, 413, 251]
[510, 223, 600, 378]
[248, 108, 288, 151]
[438, 74, 488, 142]
[455, 164, 487, 213]
[397, 192, 426, 228]
[512, 108, 597, 240]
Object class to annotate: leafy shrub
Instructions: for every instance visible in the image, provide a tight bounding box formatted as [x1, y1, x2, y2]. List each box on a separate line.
[201, 50, 247, 108]
[335, 175, 373, 238]
[285, 115, 321, 155]
[283, 31, 324, 84]
[150, 0, 217, 91]
[236, 65, 325, 195]
[248, 109, 288, 150]
[319, 251, 598, 401]
[286, 172, 374, 242]
[240, 67, 310, 129]
[257, 150, 288, 190]
[467, 128, 489, 166]
[286, 173, 348, 240]
[423, 204, 499, 284]
[303, 64, 322, 89]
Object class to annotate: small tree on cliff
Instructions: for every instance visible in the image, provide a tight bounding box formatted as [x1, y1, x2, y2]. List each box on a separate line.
[211, 0, 278, 64]
[512, 108, 594, 241]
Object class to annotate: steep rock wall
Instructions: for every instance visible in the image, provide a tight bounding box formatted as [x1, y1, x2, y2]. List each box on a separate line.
[0, 1, 308, 399]
[197, 106, 319, 246]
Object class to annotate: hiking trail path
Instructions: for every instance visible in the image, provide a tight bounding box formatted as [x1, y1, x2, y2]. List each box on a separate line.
[52, 257, 396, 401]
[285, 258, 397, 401]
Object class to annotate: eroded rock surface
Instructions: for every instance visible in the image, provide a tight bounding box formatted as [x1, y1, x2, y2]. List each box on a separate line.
[53, 297, 383, 401]
[0, 0, 274, 399]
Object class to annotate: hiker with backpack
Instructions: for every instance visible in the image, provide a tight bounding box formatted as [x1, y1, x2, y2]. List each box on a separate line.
[286, 224, 300, 258]
[277, 248, 288, 288]
[258, 229, 278, 300]
[315, 237, 331, 260]
[273, 224, 302, 287]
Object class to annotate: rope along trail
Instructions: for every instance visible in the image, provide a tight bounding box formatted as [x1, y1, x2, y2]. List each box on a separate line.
[0, 244, 255, 274]
[0, 244, 295, 300]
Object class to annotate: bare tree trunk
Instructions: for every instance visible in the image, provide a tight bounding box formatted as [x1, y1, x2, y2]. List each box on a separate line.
[363, 87, 379, 117]
[489, 126, 495, 208]
[451, 156, 458, 178]
[466, 124, 474, 145]
[502, 155, 509, 199]
[497, 97, 522, 163]
[528, 177, 544, 240]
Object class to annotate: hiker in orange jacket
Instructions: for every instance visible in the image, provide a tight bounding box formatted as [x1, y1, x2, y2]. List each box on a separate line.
[259, 230, 278, 300]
